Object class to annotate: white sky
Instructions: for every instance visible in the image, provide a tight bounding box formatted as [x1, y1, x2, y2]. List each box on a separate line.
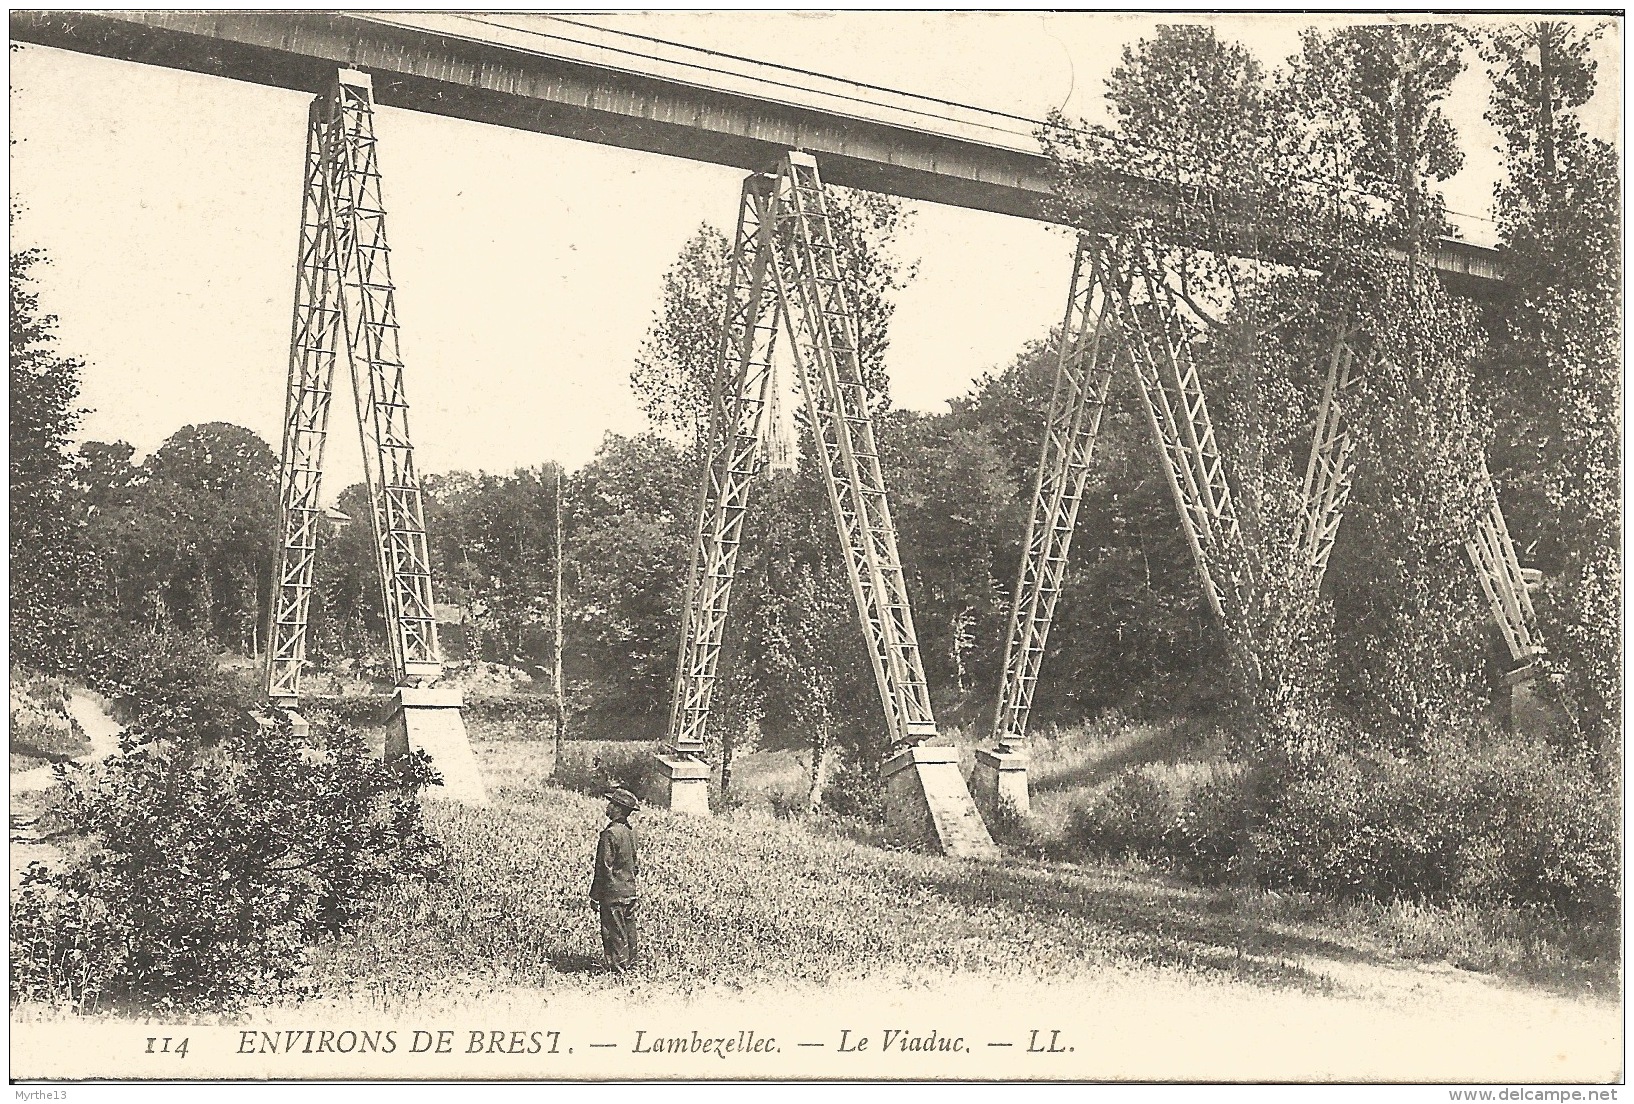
[8, 12, 1621, 491]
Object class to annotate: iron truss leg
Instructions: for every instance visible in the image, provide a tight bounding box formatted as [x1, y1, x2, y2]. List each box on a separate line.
[324, 70, 443, 688]
[662, 152, 991, 849]
[665, 173, 782, 759]
[991, 237, 1123, 755]
[768, 151, 939, 754]
[771, 152, 993, 855]
[269, 69, 444, 697]
[264, 69, 481, 799]
[1102, 237, 1251, 631]
[266, 95, 344, 705]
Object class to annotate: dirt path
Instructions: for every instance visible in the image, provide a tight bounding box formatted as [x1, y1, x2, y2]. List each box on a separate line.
[11, 690, 121, 795]
[10, 690, 123, 886]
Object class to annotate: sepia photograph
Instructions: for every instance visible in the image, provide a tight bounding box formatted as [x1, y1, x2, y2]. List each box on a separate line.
[6, 8, 1624, 1089]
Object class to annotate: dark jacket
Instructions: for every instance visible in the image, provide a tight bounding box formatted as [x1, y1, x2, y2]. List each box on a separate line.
[590, 820, 639, 904]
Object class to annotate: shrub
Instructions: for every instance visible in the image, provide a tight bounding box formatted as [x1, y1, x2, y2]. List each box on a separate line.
[73, 620, 253, 743]
[982, 793, 1050, 857]
[766, 783, 809, 820]
[553, 742, 662, 806]
[1167, 764, 1249, 877]
[9, 669, 89, 767]
[464, 693, 561, 743]
[303, 695, 394, 730]
[820, 750, 883, 823]
[10, 713, 443, 1012]
[1064, 772, 1176, 859]
[1249, 726, 1619, 919]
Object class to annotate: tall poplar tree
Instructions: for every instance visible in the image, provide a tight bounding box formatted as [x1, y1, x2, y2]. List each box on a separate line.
[1481, 21, 1620, 764]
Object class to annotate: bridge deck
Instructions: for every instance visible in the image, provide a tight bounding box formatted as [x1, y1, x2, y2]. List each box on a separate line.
[10, 10, 1506, 293]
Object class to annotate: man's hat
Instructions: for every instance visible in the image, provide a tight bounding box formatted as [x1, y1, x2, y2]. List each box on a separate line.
[605, 787, 640, 812]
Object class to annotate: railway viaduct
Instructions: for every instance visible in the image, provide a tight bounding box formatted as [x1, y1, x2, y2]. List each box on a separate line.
[12, 12, 1530, 856]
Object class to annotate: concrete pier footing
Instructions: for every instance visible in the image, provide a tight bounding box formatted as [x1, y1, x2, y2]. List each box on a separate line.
[386, 686, 488, 805]
[653, 754, 711, 814]
[882, 745, 998, 859]
[971, 747, 1030, 818]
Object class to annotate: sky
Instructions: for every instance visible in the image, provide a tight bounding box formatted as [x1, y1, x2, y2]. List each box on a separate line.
[9, 12, 1621, 494]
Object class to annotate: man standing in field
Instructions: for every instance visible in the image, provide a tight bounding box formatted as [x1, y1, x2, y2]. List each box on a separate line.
[589, 787, 640, 972]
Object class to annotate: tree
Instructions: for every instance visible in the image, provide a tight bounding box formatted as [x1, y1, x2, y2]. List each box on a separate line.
[81, 423, 277, 651]
[630, 226, 730, 449]
[1285, 24, 1466, 253]
[626, 187, 918, 788]
[1038, 22, 1500, 758]
[1481, 20, 1620, 764]
[631, 189, 916, 444]
[882, 411, 1019, 701]
[563, 433, 693, 736]
[422, 465, 566, 670]
[10, 246, 93, 668]
[307, 482, 388, 672]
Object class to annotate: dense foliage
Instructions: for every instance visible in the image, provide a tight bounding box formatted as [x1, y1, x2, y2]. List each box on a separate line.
[11, 713, 443, 1011]
[10, 247, 95, 670]
[1028, 20, 1617, 914]
[1479, 21, 1621, 768]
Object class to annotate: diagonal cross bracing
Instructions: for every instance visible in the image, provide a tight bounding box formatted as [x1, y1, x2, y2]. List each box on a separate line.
[769, 152, 939, 751]
[992, 236, 1123, 749]
[267, 95, 345, 704]
[666, 174, 782, 757]
[1103, 238, 1251, 628]
[265, 69, 445, 701]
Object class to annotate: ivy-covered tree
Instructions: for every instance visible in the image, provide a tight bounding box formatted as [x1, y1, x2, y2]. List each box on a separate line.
[1481, 20, 1620, 765]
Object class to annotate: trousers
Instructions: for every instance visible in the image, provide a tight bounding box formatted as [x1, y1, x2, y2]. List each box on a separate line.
[598, 901, 638, 971]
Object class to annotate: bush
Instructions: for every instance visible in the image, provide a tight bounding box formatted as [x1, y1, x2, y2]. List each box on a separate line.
[73, 620, 254, 743]
[10, 713, 443, 1012]
[553, 742, 663, 806]
[464, 693, 561, 743]
[1065, 772, 1176, 859]
[820, 750, 883, 823]
[10, 669, 89, 767]
[304, 695, 394, 730]
[1249, 726, 1619, 919]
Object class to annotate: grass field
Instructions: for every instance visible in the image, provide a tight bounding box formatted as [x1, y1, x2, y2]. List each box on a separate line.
[9, 713, 1621, 1081]
[292, 731, 1618, 1014]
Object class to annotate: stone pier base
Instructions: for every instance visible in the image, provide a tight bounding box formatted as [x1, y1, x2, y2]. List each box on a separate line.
[882, 746, 998, 859]
[654, 755, 711, 815]
[1501, 663, 1552, 737]
[257, 706, 310, 740]
[387, 687, 488, 805]
[971, 747, 1030, 818]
